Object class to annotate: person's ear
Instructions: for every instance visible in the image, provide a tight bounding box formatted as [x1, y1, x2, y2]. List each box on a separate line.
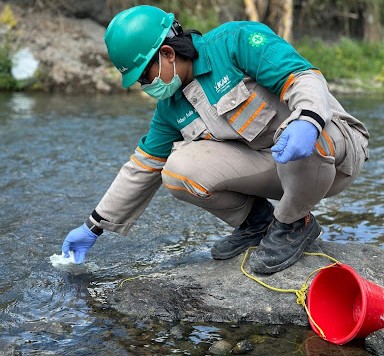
[159, 45, 176, 61]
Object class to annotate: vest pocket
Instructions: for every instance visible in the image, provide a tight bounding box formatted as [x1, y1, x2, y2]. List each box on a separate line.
[180, 117, 220, 142]
[216, 82, 276, 142]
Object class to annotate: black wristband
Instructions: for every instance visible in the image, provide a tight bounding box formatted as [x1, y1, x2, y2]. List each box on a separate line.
[91, 210, 104, 223]
[85, 218, 104, 236]
[301, 109, 325, 129]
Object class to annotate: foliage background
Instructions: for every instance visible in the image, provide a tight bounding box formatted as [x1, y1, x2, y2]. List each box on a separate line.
[0, 0, 383, 92]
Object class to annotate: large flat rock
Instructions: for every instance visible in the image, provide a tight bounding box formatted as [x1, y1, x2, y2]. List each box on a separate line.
[102, 240, 383, 327]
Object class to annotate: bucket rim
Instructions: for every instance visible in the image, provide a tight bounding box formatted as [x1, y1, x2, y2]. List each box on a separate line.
[307, 263, 367, 345]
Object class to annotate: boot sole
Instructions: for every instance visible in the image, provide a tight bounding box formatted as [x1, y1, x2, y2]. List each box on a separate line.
[251, 222, 322, 274]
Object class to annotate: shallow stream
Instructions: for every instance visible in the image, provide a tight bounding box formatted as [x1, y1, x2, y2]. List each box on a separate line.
[0, 92, 382, 355]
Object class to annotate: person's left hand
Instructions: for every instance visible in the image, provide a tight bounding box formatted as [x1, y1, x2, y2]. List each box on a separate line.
[272, 120, 318, 164]
[61, 223, 98, 264]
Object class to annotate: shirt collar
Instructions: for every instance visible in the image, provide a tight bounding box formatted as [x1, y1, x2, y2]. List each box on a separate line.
[173, 34, 212, 101]
[191, 34, 212, 76]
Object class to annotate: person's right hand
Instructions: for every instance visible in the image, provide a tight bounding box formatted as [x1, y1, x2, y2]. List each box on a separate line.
[272, 120, 318, 164]
[61, 223, 99, 264]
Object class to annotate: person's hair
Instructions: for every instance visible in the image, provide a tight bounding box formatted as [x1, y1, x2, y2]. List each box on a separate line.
[163, 30, 201, 61]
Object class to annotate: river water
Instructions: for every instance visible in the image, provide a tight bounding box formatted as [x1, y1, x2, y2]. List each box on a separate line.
[0, 92, 383, 355]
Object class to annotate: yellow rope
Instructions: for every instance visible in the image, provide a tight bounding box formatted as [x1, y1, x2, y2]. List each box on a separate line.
[241, 247, 341, 340]
[117, 274, 146, 289]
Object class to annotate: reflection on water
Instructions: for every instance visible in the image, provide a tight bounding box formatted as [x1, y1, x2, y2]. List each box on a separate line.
[0, 92, 382, 354]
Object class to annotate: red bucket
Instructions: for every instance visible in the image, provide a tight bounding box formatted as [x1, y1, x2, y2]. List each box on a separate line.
[307, 263, 384, 345]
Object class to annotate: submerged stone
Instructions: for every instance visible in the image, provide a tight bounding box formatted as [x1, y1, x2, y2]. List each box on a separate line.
[209, 339, 232, 355]
[232, 339, 254, 354]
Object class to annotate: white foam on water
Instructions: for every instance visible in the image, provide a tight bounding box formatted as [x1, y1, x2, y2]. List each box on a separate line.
[49, 252, 75, 267]
[49, 252, 101, 274]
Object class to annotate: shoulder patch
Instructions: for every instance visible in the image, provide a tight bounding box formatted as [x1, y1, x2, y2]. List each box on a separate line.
[248, 33, 267, 47]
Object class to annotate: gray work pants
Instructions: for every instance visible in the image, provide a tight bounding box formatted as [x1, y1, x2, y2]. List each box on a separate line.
[161, 119, 368, 226]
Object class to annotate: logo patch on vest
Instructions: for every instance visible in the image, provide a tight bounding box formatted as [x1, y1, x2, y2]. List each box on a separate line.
[248, 33, 266, 47]
[214, 75, 231, 94]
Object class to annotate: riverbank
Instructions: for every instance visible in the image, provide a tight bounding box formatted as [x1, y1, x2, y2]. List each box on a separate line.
[0, 2, 383, 94]
[0, 2, 122, 93]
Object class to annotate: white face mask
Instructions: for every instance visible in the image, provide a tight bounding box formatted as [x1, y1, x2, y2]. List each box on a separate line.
[141, 53, 182, 100]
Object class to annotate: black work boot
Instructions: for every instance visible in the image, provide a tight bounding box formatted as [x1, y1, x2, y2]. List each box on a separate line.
[211, 198, 274, 260]
[249, 213, 322, 274]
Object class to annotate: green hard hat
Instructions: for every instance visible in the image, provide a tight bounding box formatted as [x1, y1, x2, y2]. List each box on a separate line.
[105, 5, 174, 88]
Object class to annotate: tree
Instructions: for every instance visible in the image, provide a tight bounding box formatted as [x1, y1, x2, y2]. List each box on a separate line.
[362, 0, 382, 42]
[243, 0, 293, 42]
[268, 0, 293, 42]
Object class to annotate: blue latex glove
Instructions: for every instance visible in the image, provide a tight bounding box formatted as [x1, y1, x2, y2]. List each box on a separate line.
[272, 120, 318, 164]
[61, 223, 98, 264]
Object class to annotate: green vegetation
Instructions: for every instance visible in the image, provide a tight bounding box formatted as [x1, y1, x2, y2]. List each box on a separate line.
[0, 4, 18, 90]
[295, 38, 384, 88]
[0, 4, 17, 28]
[175, 8, 219, 34]
[0, 46, 17, 90]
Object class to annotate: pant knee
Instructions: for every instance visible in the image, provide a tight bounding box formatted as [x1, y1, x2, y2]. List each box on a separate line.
[162, 154, 211, 199]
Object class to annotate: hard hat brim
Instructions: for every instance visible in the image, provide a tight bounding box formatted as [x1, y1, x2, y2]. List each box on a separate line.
[121, 66, 142, 88]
